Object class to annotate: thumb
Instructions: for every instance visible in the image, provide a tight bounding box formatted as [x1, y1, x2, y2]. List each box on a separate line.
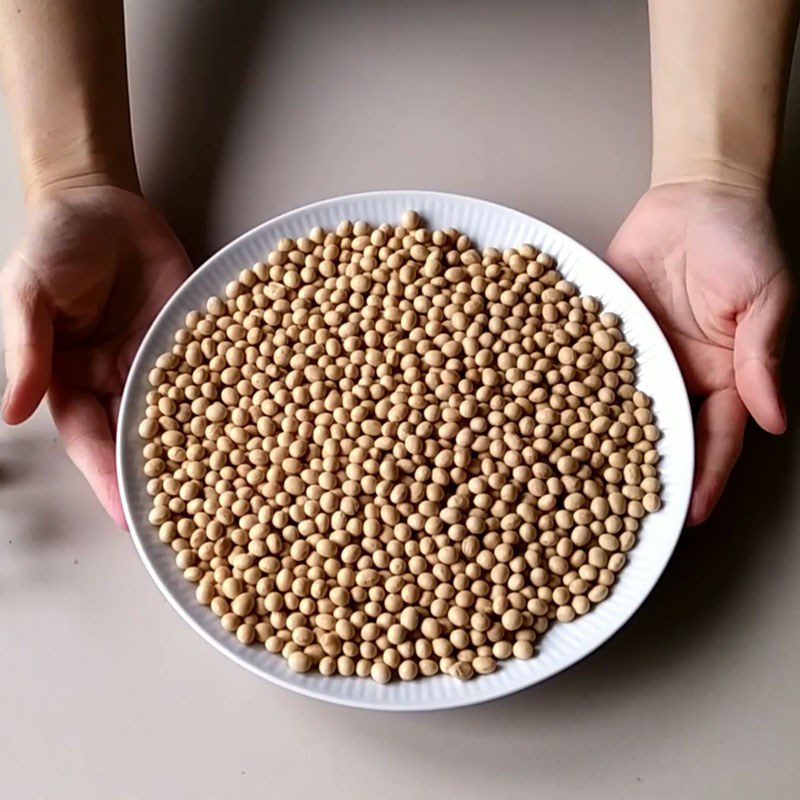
[734, 271, 794, 434]
[1, 260, 54, 424]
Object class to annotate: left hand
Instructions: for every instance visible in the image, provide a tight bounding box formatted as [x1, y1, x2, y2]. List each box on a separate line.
[1, 184, 191, 527]
[607, 181, 794, 525]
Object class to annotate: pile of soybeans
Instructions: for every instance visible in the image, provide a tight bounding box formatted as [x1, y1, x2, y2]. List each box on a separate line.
[138, 211, 662, 683]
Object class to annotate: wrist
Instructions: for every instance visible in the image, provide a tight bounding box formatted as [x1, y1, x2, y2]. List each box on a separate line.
[22, 133, 140, 202]
[650, 153, 772, 197]
[650, 101, 778, 197]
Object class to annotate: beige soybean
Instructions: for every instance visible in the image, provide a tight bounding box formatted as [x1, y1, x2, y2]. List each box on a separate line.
[140, 211, 663, 685]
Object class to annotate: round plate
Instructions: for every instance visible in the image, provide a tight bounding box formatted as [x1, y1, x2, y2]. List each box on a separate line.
[117, 190, 694, 711]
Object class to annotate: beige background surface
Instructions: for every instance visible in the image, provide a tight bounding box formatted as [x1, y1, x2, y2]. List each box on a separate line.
[1, 1, 799, 798]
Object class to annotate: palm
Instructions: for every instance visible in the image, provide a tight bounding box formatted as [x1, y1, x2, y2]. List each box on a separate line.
[607, 182, 792, 523]
[2, 186, 190, 525]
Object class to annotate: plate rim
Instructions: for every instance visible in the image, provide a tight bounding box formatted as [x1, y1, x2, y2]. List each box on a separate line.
[117, 188, 694, 711]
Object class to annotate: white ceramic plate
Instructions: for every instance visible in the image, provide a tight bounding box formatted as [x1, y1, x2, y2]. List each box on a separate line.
[118, 190, 694, 711]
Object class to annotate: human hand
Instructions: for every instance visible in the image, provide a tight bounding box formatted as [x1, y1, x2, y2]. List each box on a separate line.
[1, 185, 191, 527]
[607, 181, 793, 525]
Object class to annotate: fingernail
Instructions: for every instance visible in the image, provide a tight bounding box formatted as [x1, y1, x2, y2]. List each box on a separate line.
[688, 486, 711, 527]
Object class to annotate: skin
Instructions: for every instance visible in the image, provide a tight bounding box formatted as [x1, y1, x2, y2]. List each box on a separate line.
[608, 0, 797, 524]
[608, 183, 792, 524]
[0, 1, 190, 526]
[1, 187, 190, 525]
[0, 0, 796, 527]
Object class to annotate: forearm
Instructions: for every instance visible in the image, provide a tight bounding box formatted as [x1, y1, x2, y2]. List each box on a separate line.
[649, 0, 799, 192]
[0, 0, 137, 198]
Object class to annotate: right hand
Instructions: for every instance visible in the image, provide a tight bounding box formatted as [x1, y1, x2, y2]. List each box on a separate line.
[607, 181, 794, 524]
[1, 184, 191, 527]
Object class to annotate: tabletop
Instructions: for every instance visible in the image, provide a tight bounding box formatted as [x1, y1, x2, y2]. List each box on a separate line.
[1, 2, 799, 799]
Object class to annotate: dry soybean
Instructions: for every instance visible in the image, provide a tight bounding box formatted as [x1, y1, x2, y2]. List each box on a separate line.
[139, 211, 663, 683]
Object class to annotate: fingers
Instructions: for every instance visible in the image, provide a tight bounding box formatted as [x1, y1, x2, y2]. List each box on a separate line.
[1, 261, 54, 424]
[689, 388, 747, 526]
[734, 271, 794, 434]
[105, 394, 122, 432]
[49, 380, 127, 530]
